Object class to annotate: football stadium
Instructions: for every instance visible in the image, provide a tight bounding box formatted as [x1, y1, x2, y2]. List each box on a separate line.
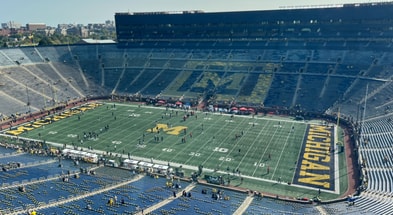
[0, 2, 392, 214]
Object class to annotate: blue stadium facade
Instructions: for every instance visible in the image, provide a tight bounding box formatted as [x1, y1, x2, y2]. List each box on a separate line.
[0, 2, 392, 214]
[115, 3, 393, 42]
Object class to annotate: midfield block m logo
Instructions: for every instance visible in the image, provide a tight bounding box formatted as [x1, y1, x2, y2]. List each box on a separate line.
[147, 124, 188, 135]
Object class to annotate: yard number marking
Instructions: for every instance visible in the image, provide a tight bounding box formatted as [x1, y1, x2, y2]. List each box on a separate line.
[189, 152, 201, 157]
[162, 148, 174, 152]
[213, 147, 228, 153]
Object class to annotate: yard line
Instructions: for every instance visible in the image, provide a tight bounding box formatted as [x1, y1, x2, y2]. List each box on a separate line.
[334, 125, 340, 193]
[250, 121, 281, 176]
[162, 113, 221, 164]
[113, 109, 158, 154]
[168, 111, 223, 162]
[271, 122, 295, 180]
[231, 119, 272, 175]
[175, 116, 227, 164]
[131, 121, 182, 158]
[216, 117, 252, 167]
[200, 116, 248, 167]
[84, 105, 155, 153]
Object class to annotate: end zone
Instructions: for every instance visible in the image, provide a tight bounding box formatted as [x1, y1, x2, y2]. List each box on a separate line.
[293, 124, 336, 191]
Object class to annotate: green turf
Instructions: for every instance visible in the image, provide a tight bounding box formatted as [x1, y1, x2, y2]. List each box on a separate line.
[9, 102, 347, 199]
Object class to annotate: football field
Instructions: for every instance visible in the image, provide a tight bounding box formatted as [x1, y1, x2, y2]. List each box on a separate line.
[4, 102, 348, 199]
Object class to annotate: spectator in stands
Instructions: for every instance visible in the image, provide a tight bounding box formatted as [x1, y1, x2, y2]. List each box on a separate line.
[108, 197, 114, 206]
[18, 185, 26, 192]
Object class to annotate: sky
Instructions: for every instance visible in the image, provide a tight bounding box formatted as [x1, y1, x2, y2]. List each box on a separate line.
[0, 0, 386, 26]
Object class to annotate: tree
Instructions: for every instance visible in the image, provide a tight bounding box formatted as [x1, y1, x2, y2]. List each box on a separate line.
[38, 37, 52, 46]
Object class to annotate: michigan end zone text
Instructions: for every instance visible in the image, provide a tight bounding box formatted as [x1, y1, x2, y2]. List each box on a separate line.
[294, 124, 335, 190]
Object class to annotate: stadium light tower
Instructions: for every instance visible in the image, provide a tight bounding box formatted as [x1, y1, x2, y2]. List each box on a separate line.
[360, 84, 369, 138]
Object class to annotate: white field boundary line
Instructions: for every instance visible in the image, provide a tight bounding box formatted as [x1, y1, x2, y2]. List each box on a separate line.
[290, 124, 309, 185]
[0, 134, 339, 194]
[334, 125, 340, 194]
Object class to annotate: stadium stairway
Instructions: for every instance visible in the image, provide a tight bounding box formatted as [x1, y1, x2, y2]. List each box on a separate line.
[47, 62, 85, 98]
[315, 205, 328, 215]
[133, 183, 196, 215]
[232, 195, 254, 214]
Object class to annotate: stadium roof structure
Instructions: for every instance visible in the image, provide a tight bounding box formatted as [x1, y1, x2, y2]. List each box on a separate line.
[77, 38, 116, 44]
